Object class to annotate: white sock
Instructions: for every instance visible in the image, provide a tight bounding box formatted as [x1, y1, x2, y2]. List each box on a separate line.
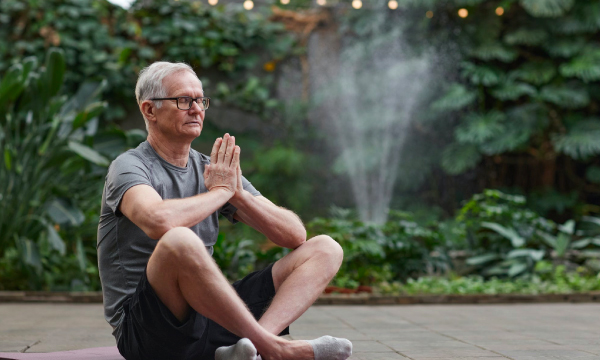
[305, 335, 353, 360]
[215, 338, 257, 360]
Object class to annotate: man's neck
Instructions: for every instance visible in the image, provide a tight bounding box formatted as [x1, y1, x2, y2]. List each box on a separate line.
[147, 133, 191, 168]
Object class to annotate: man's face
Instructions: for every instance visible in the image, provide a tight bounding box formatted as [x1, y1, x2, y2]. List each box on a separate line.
[154, 71, 205, 140]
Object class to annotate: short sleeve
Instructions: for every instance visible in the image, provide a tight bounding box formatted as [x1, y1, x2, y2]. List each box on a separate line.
[219, 175, 261, 223]
[105, 153, 153, 217]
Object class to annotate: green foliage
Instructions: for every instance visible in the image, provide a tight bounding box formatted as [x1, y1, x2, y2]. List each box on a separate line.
[0, 49, 143, 290]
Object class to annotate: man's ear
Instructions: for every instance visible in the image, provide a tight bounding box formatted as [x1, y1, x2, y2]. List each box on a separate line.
[140, 100, 158, 124]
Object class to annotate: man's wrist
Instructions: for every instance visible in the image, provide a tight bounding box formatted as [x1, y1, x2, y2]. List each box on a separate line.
[209, 186, 235, 199]
[229, 189, 251, 207]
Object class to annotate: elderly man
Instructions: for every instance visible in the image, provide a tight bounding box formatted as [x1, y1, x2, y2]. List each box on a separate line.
[97, 61, 352, 360]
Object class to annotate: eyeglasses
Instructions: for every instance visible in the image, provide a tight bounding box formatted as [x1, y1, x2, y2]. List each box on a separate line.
[150, 96, 210, 111]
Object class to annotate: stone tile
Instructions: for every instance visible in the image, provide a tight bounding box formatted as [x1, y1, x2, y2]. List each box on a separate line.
[351, 341, 393, 352]
[349, 353, 409, 360]
[495, 349, 600, 359]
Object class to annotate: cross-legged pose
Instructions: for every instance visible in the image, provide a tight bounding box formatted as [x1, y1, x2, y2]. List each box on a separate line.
[97, 61, 352, 360]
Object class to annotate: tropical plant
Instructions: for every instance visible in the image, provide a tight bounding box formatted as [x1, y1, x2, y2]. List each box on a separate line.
[0, 48, 143, 290]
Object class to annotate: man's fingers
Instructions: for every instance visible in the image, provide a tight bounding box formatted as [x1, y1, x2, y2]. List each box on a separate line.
[224, 135, 236, 166]
[210, 138, 222, 164]
[231, 146, 241, 169]
[217, 133, 230, 164]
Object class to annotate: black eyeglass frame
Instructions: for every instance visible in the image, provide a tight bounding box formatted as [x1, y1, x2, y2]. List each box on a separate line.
[150, 96, 210, 110]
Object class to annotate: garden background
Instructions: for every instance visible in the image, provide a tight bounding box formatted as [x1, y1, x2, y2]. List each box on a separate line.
[1, 0, 600, 296]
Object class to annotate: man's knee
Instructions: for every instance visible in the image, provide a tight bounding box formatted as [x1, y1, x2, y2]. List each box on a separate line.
[310, 235, 344, 268]
[155, 227, 209, 264]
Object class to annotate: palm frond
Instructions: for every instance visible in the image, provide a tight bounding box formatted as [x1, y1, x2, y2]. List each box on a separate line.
[539, 85, 590, 109]
[520, 0, 575, 18]
[504, 28, 548, 46]
[553, 119, 600, 159]
[491, 81, 537, 101]
[470, 43, 518, 63]
[431, 83, 477, 112]
[560, 47, 600, 83]
[509, 61, 556, 85]
[461, 62, 502, 87]
[455, 111, 506, 145]
[441, 143, 481, 175]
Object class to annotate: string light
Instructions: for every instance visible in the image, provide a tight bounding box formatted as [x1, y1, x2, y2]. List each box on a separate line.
[352, 0, 362, 8]
[317, 0, 326, 5]
[388, 0, 398, 9]
[426, 10, 433, 18]
[208, 0, 218, 5]
[281, 0, 289, 4]
[458, 8, 468, 18]
[496, 7, 504, 15]
[243, 0, 253, 9]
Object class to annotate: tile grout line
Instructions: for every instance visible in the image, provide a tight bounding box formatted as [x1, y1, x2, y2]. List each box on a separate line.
[19, 340, 40, 353]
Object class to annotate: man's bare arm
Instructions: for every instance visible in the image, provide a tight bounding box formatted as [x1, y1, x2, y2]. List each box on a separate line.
[230, 159, 306, 249]
[120, 135, 241, 240]
[120, 185, 233, 240]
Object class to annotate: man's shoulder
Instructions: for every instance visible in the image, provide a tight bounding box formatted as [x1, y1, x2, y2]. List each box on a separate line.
[109, 142, 152, 171]
[189, 147, 211, 165]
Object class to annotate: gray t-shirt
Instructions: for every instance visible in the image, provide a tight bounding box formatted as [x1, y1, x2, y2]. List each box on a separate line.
[96, 140, 260, 337]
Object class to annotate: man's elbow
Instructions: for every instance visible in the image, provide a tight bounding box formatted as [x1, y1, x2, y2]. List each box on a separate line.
[144, 210, 174, 240]
[292, 227, 307, 249]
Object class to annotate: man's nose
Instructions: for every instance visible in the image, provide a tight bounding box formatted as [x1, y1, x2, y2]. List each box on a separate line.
[189, 99, 204, 112]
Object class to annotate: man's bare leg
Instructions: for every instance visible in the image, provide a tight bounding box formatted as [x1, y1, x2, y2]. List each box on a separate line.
[146, 227, 313, 359]
[258, 235, 344, 335]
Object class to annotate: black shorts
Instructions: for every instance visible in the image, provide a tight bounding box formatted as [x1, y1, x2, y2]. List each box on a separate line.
[116, 263, 289, 360]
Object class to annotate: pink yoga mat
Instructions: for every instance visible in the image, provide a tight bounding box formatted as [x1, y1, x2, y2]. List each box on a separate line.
[0, 347, 124, 360]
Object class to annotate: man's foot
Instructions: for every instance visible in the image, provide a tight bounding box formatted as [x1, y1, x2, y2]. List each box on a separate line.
[304, 336, 352, 360]
[215, 338, 257, 360]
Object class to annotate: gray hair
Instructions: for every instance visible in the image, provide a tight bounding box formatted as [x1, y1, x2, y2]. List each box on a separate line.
[135, 62, 202, 132]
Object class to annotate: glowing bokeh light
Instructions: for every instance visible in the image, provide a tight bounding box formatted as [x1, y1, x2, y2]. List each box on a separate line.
[243, 0, 254, 9]
[208, 0, 218, 5]
[388, 0, 398, 9]
[352, 0, 362, 8]
[496, 7, 504, 15]
[426, 10, 433, 18]
[458, 8, 468, 18]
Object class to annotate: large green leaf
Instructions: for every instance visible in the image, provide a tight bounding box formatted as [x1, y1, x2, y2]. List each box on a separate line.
[554, 2, 600, 34]
[455, 111, 506, 145]
[0, 64, 24, 104]
[520, 0, 575, 18]
[441, 143, 481, 175]
[466, 253, 500, 266]
[553, 119, 600, 159]
[431, 84, 477, 112]
[508, 261, 528, 277]
[539, 86, 589, 109]
[481, 222, 525, 247]
[45, 198, 85, 226]
[46, 224, 66, 256]
[68, 141, 110, 166]
[560, 47, 600, 83]
[16, 237, 42, 272]
[507, 249, 545, 261]
[545, 38, 586, 57]
[44, 48, 66, 98]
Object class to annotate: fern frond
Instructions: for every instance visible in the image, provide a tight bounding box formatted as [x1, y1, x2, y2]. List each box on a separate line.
[520, 0, 575, 18]
[504, 28, 548, 46]
[544, 38, 586, 57]
[431, 84, 477, 112]
[491, 81, 537, 101]
[441, 143, 481, 175]
[461, 62, 502, 87]
[470, 43, 518, 63]
[560, 47, 600, 83]
[553, 119, 600, 159]
[509, 61, 556, 85]
[539, 85, 590, 109]
[586, 166, 600, 185]
[554, 2, 600, 34]
[479, 107, 541, 155]
[455, 111, 506, 145]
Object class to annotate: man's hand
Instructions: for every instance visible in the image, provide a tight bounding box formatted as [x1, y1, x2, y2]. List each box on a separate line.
[204, 134, 240, 195]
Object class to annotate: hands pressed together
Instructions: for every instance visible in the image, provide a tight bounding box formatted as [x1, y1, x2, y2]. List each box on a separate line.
[204, 133, 244, 198]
